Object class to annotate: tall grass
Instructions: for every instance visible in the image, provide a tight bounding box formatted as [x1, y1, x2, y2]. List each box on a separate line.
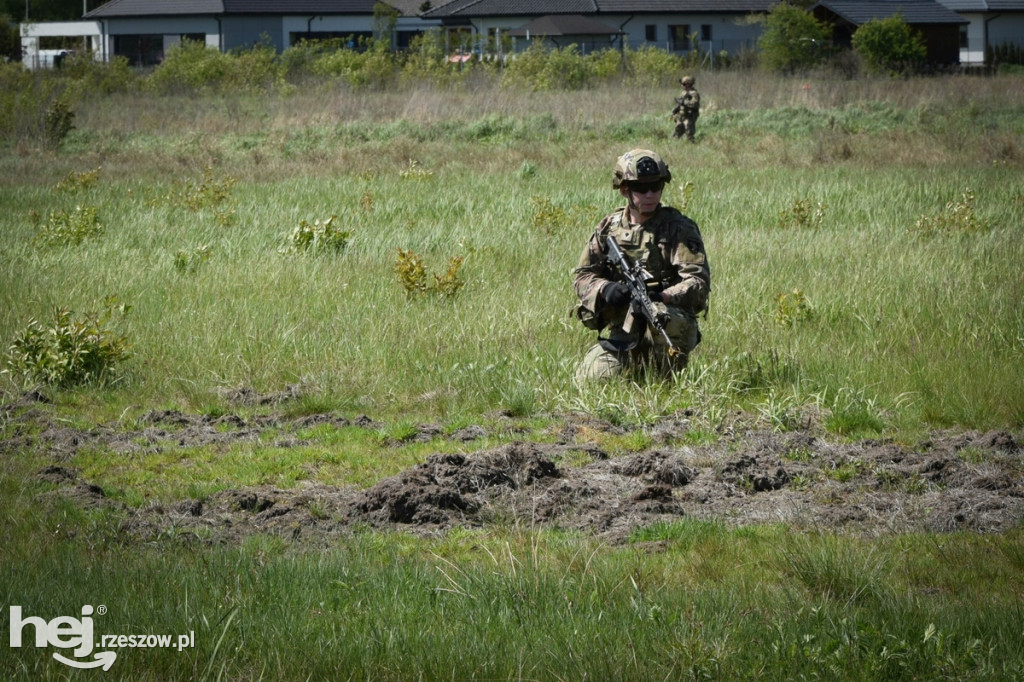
[2, 508, 1021, 680]
[3, 77, 1023, 432]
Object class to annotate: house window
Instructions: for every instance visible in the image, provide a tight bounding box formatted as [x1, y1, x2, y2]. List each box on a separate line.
[113, 34, 163, 66]
[645, 25, 657, 42]
[669, 25, 690, 51]
[701, 25, 712, 43]
[959, 26, 968, 48]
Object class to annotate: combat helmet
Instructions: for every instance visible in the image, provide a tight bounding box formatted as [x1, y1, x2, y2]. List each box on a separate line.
[612, 149, 672, 189]
[680, 75, 695, 87]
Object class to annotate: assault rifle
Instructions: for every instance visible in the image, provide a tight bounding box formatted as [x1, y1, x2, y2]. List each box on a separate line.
[605, 235, 680, 358]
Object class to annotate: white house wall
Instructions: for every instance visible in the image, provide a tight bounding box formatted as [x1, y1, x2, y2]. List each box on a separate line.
[20, 20, 102, 69]
[959, 14, 986, 64]
[614, 14, 762, 54]
[956, 12, 1024, 65]
[469, 14, 761, 56]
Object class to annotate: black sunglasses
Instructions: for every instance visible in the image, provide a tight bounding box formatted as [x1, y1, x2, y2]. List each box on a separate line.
[628, 181, 665, 194]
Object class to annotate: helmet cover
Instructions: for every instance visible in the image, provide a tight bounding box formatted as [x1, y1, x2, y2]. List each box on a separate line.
[612, 149, 672, 189]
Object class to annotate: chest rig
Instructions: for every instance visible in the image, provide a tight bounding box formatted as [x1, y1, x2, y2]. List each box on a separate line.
[603, 212, 670, 290]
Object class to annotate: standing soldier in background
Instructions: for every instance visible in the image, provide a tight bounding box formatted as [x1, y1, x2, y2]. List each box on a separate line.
[672, 75, 701, 142]
[572, 149, 710, 381]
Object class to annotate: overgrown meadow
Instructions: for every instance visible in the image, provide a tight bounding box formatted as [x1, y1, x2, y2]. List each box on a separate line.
[2, 55, 1023, 679]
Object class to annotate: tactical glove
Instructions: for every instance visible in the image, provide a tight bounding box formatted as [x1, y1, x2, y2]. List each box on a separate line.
[602, 282, 631, 306]
[677, 284, 708, 313]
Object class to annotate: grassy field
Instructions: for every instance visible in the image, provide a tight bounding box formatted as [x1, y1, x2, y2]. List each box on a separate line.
[2, 71, 1023, 679]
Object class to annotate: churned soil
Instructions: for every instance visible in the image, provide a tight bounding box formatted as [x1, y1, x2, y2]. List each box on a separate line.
[4, 390, 1023, 546]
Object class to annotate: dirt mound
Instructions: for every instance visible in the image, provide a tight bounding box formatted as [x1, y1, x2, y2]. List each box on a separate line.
[5, 394, 1023, 545]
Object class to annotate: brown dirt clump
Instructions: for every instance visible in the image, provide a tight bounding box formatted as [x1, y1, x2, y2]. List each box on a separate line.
[4, 391, 1023, 546]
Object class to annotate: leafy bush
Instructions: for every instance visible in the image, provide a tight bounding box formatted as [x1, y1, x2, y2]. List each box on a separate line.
[34, 205, 102, 246]
[55, 167, 102, 193]
[7, 301, 131, 387]
[502, 44, 592, 91]
[624, 45, 683, 88]
[311, 38, 395, 89]
[147, 39, 281, 94]
[531, 197, 567, 233]
[586, 49, 623, 82]
[56, 52, 136, 96]
[44, 97, 75, 145]
[170, 165, 237, 211]
[400, 29, 470, 87]
[395, 248, 428, 296]
[147, 39, 230, 94]
[224, 41, 283, 91]
[0, 63, 61, 144]
[279, 39, 340, 83]
[394, 249, 465, 299]
[774, 288, 813, 326]
[777, 198, 826, 229]
[913, 189, 989, 236]
[852, 15, 926, 75]
[282, 215, 351, 254]
[757, 3, 830, 73]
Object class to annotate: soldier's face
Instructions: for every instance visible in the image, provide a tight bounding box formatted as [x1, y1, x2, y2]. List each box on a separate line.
[623, 182, 663, 216]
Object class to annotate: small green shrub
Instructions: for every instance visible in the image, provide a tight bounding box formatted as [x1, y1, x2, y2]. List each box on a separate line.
[56, 52, 136, 96]
[55, 166, 102, 193]
[7, 300, 132, 387]
[395, 249, 465, 299]
[147, 39, 229, 94]
[225, 41, 282, 91]
[531, 196, 567, 233]
[502, 43, 590, 91]
[0, 63, 60, 143]
[395, 248, 428, 296]
[399, 159, 434, 180]
[777, 198, 826, 229]
[774, 288, 813, 326]
[586, 48, 623, 82]
[310, 38, 395, 89]
[432, 255, 466, 298]
[34, 205, 102, 247]
[624, 45, 682, 88]
[44, 97, 75, 145]
[914, 189, 989, 236]
[173, 244, 211, 274]
[400, 29, 468, 87]
[281, 215, 351, 255]
[171, 165, 238, 211]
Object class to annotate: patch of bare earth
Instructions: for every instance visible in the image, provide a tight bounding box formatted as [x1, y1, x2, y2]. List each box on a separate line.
[4, 391, 1022, 546]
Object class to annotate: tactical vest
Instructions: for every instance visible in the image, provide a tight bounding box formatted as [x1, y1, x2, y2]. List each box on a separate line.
[601, 210, 675, 291]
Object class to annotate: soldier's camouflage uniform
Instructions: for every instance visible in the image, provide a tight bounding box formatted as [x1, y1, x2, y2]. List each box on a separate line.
[573, 204, 710, 380]
[672, 82, 700, 142]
